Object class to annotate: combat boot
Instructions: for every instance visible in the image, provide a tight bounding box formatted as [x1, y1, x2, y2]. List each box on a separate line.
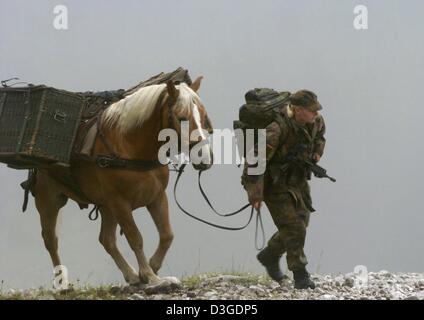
[293, 267, 316, 289]
[256, 247, 284, 282]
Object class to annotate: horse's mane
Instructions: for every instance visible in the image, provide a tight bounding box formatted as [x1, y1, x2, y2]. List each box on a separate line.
[103, 83, 201, 134]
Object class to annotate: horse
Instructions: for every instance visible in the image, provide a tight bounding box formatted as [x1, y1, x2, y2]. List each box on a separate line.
[33, 77, 213, 288]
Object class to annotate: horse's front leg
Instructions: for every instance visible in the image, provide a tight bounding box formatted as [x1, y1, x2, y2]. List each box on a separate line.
[146, 191, 174, 274]
[105, 200, 161, 285]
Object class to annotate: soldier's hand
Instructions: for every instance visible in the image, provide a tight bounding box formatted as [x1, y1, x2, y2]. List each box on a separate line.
[253, 201, 262, 210]
[312, 153, 321, 162]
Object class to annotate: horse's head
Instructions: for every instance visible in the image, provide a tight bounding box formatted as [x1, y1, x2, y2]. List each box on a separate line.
[165, 77, 213, 171]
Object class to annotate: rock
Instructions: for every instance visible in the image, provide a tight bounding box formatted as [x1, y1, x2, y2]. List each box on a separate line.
[279, 286, 289, 292]
[406, 290, 424, 300]
[235, 285, 247, 292]
[7, 289, 16, 295]
[204, 290, 218, 298]
[314, 288, 325, 294]
[110, 286, 123, 295]
[377, 270, 392, 278]
[122, 284, 141, 294]
[343, 277, 355, 288]
[249, 285, 266, 294]
[162, 276, 182, 286]
[268, 282, 280, 290]
[144, 278, 181, 295]
[390, 291, 406, 300]
[404, 296, 419, 300]
[129, 293, 145, 300]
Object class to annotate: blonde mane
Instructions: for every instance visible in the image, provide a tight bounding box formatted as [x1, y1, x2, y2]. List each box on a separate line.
[103, 83, 201, 134]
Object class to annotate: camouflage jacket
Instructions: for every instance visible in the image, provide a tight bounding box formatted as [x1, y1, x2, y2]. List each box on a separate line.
[242, 105, 326, 212]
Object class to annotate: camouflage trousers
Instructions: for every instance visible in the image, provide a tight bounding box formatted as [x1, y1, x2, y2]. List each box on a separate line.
[263, 192, 311, 271]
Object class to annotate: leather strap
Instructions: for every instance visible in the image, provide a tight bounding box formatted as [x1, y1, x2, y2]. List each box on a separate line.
[73, 153, 165, 171]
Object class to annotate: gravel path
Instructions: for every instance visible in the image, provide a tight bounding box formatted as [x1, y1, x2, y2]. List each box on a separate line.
[2, 271, 424, 300]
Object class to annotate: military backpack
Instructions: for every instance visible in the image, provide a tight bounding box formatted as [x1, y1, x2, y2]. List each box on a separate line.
[233, 88, 290, 158]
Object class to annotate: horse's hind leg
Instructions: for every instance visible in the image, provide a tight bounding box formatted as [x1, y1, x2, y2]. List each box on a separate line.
[147, 191, 174, 274]
[105, 201, 161, 285]
[98, 209, 140, 285]
[34, 172, 67, 270]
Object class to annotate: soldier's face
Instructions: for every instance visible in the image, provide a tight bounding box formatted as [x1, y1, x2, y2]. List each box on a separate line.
[294, 107, 318, 124]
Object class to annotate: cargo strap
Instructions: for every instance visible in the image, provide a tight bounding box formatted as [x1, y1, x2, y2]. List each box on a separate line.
[20, 169, 36, 212]
[74, 153, 166, 171]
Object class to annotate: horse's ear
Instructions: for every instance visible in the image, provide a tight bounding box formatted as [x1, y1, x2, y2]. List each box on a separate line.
[166, 81, 179, 101]
[190, 76, 203, 93]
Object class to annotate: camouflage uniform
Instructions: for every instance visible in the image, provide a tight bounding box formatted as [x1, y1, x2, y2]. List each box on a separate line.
[242, 91, 326, 277]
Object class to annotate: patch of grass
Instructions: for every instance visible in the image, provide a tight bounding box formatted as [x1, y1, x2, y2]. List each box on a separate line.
[0, 292, 26, 300]
[182, 272, 219, 288]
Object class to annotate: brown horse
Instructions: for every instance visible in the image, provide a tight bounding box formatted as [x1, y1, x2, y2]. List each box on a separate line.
[33, 78, 213, 287]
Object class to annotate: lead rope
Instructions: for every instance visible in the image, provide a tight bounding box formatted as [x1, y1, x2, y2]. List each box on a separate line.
[88, 205, 100, 221]
[174, 164, 266, 250]
[255, 208, 266, 250]
[173, 164, 254, 231]
[197, 170, 250, 217]
[197, 169, 266, 250]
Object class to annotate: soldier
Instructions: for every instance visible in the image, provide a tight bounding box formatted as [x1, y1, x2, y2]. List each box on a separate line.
[242, 90, 326, 289]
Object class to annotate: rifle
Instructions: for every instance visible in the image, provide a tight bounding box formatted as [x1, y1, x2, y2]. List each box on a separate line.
[303, 159, 336, 182]
[278, 144, 336, 183]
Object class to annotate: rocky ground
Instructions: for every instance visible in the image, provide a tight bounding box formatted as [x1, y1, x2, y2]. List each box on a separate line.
[1, 271, 424, 300]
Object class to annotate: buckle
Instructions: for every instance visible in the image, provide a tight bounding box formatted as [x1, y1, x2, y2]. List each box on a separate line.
[97, 156, 112, 168]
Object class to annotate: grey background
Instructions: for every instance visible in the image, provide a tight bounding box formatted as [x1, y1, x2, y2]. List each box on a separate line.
[1, 0, 423, 289]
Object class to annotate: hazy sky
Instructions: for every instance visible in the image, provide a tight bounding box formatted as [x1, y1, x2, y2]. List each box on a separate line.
[1, 0, 423, 289]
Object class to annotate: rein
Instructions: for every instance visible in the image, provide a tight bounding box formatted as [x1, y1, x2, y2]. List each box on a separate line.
[173, 164, 266, 249]
[173, 164, 254, 231]
[198, 170, 250, 217]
